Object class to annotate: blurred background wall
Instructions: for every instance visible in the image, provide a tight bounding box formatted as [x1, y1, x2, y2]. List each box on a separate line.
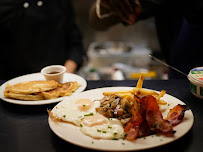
[71, 0, 167, 80]
[71, 0, 160, 52]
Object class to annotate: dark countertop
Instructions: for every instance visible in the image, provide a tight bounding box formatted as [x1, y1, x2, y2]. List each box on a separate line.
[0, 79, 203, 152]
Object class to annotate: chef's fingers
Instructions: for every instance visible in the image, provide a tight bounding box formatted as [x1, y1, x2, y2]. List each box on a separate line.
[110, 0, 136, 24]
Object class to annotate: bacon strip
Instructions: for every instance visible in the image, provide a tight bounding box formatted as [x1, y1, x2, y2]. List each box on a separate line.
[124, 95, 174, 140]
[145, 95, 174, 133]
[165, 104, 190, 126]
[124, 95, 189, 140]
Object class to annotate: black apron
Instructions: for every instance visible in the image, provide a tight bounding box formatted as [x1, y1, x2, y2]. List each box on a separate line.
[0, 0, 84, 80]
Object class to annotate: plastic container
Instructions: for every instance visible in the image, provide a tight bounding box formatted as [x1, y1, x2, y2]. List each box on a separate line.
[87, 41, 151, 68]
[88, 68, 100, 80]
[87, 42, 135, 68]
[131, 47, 151, 68]
[188, 67, 203, 99]
[111, 68, 125, 80]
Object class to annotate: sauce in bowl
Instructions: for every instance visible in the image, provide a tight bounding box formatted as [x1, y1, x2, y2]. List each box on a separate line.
[47, 71, 60, 74]
[41, 65, 66, 83]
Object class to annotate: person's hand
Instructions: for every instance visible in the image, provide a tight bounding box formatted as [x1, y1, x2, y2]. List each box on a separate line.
[64, 60, 77, 73]
[100, 0, 141, 25]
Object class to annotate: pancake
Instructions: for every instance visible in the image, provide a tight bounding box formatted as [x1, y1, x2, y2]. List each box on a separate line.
[41, 81, 81, 99]
[4, 91, 45, 101]
[4, 80, 80, 101]
[5, 80, 61, 94]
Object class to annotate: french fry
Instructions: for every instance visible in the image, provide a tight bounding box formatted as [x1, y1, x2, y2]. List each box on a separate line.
[136, 75, 144, 89]
[103, 90, 131, 96]
[157, 90, 166, 100]
[157, 99, 167, 105]
[155, 90, 167, 105]
[119, 93, 134, 101]
[102, 75, 167, 105]
[132, 88, 158, 96]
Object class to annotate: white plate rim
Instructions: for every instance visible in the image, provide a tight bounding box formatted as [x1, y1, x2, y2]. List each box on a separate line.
[0, 73, 87, 105]
[48, 87, 194, 151]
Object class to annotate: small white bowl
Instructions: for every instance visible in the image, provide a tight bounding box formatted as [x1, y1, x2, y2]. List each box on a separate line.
[41, 65, 66, 83]
[188, 67, 203, 99]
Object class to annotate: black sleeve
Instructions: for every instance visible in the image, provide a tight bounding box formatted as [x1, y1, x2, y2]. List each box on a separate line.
[137, 0, 164, 20]
[137, 0, 203, 24]
[182, 0, 203, 24]
[63, 0, 85, 70]
[0, 0, 18, 28]
[0, 0, 15, 63]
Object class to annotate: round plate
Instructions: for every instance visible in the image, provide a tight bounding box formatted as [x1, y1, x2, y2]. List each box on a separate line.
[48, 87, 194, 151]
[0, 73, 87, 105]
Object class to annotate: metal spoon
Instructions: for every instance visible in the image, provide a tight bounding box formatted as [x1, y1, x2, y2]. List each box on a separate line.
[149, 54, 188, 77]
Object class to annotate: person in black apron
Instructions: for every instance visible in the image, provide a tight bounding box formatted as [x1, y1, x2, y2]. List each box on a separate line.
[0, 0, 85, 80]
[89, 0, 203, 79]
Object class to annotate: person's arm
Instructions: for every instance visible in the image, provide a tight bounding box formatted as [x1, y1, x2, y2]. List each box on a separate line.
[89, 0, 143, 31]
[89, 0, 160, 31]
[90, 0, 203, 31]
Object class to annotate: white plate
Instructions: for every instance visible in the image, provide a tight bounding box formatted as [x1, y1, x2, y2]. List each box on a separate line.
[0, 73, 87, 105]
[48, 87, 194, 151]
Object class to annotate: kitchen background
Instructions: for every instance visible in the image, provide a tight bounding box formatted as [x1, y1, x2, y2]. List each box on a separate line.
[72, 0, 168, 80]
